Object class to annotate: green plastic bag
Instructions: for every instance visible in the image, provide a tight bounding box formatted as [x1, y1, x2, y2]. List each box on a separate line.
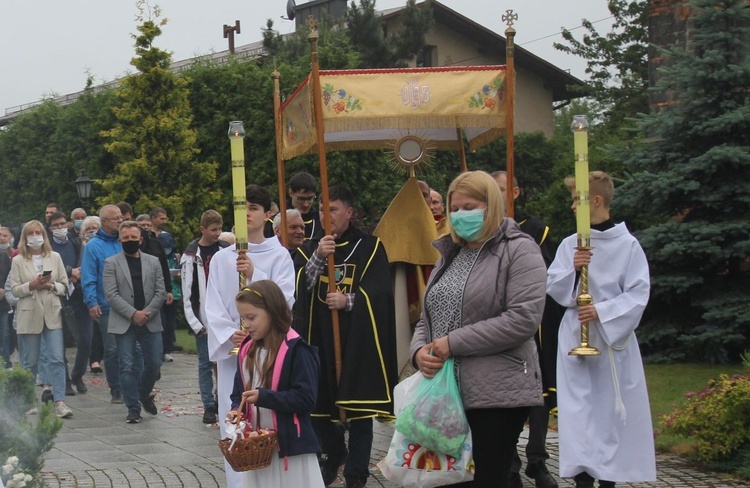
[394, 358, 469, 457]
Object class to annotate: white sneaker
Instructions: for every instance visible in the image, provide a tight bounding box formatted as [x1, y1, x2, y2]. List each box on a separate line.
[55, 401, 73, 419]
[163, 354, 174, 362]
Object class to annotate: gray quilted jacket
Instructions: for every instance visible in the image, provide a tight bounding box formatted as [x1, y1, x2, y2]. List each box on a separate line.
[409, 218, 547, 409]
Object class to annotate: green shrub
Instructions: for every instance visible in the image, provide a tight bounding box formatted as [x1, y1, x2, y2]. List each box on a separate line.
[0, 367, 62, 486]
[663, 373, 750, 463]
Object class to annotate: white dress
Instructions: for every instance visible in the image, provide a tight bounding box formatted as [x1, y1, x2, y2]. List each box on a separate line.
[547, 223, 656, 482]
[204, 238, 295, 488]
[239, 348, 324, 488]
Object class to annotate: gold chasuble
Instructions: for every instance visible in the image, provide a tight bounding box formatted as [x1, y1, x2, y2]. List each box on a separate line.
[374, 178, 440, 376]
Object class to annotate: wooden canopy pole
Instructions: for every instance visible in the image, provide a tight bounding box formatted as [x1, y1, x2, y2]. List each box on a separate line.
[307, 17, 346, 423]
[272, 69, 288, 249]
[456, 128, 468, 173]
[503, 10, 517, 218]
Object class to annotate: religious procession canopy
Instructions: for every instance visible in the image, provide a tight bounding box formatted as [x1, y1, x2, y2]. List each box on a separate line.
[280, 65, 507, 160]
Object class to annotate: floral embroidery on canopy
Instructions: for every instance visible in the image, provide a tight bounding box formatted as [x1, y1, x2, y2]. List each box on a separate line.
[323, 84, 363, 114]
[468, 76, 504, 110]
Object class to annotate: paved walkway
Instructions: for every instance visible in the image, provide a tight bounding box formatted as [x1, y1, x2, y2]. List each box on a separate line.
[39, 351, 747, 487]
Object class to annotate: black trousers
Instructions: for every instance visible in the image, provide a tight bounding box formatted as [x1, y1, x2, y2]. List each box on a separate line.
[160, 302, 176, 354]
[511, 404, 551, 473]
[313, 417, 373, 480]
[448, 406, 530, 488]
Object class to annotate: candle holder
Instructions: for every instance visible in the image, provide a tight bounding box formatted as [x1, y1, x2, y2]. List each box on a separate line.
[228, 121, 248, 356]
[569, 115, 600, 357]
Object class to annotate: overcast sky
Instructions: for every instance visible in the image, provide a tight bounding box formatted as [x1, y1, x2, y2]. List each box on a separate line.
[0, 1, 613, 113]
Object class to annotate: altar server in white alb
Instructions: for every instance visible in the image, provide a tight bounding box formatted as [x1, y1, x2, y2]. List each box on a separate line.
[547, 171, 656, 488]
[205, 185, 295, 488]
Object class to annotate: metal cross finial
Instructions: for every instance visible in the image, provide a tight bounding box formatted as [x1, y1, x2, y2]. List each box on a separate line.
[306, 15, 318, 32]
[502, 10, 518, 27]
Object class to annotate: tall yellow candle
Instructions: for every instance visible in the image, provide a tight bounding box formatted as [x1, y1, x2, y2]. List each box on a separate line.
[571, 115, 590, 245]
[228, 121, 247, 248]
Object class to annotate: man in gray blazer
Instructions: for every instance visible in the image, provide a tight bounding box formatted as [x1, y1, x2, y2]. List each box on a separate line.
[104, 221, 167, 423]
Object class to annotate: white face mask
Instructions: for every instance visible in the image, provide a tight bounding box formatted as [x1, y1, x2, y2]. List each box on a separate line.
[27, 235, 45, 250]
[0, 243, 10, 250]
[52, 228, 68, 241]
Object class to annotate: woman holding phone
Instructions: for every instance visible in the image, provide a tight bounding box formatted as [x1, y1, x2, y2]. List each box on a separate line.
[10, 220, 72, 418]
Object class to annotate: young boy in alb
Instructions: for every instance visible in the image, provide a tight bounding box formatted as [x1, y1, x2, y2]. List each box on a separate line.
[547, 171, 656, 488]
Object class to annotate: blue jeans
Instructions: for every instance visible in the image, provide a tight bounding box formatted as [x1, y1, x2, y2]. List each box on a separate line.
[98, 313, 120, 395]
[99, 313, 144, 397]
[18, 326, 66, 401]
[195, 332, 216, 410]
[0, 311, 11, 368]
[115, 324, 163, 414]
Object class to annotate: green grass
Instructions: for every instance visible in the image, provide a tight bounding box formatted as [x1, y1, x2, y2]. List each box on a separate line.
[644, 363, 747, 454]
[175, 329, 198, 355]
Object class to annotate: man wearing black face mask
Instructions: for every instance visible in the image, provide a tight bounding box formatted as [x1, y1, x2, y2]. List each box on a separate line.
[103, 221, 166, 424]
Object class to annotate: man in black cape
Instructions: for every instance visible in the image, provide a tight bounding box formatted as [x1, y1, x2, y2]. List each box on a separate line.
[293, 186, 397, 488]
[494, 171, 562, 488]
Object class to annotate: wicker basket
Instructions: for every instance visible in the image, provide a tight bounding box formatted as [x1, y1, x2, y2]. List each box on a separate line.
[219, 399, 278, 472]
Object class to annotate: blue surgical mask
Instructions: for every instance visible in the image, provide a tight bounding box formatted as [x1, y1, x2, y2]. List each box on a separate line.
[74, 219, 84, 230]
[450, 208, 486, 242]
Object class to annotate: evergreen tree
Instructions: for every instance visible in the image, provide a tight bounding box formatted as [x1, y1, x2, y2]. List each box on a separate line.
[346, 0, 432, 68]
[616, 0, 750, 363]
[101, 1, 222, 246]
[554, 0, 649, 133]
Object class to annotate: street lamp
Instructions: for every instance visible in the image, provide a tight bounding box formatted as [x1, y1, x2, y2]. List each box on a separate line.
[75, 171, 92, 207]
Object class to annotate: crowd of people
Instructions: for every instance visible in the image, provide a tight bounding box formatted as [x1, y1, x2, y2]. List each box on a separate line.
[0, 169, 656, 488]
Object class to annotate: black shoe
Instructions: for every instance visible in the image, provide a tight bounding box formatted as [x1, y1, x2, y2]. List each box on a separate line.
[73, 378, 88, 394]
[202, 406, 217, 424]
[574, 472, 595, 488]
[141, 397, 158, 416]
[111, 391, 124, 404]
[526, 461, 558, 488]
[599, 482, 615, 488]
[171, 344, 184, 352]
[509, 471, 523, 488]
[41, 388, 54, 404]
[126, 410, 142, 423]
[345, 476, 368, 488]
[66, 383, 76, 396]
[320, 448, 347, 486]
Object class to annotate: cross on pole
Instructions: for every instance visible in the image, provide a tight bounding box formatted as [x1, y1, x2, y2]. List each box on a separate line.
[223, 20, 241, 54]
[502, 10, 518, 28]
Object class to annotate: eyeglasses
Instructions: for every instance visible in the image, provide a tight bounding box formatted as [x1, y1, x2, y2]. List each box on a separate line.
[294, 195, 316, 203]
[49, 223, 68, 230]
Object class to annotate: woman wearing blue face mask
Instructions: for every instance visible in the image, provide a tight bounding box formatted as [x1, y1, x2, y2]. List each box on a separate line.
[409, 170, 548, 488]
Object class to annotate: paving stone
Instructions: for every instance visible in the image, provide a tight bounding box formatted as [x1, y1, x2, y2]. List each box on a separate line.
[39, 348, 748, 487]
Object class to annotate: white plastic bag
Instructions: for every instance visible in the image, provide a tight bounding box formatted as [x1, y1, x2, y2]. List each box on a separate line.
[379, 372, 474, 487]
[395, 371, 424, 415]
[379, 427, 474, 487]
